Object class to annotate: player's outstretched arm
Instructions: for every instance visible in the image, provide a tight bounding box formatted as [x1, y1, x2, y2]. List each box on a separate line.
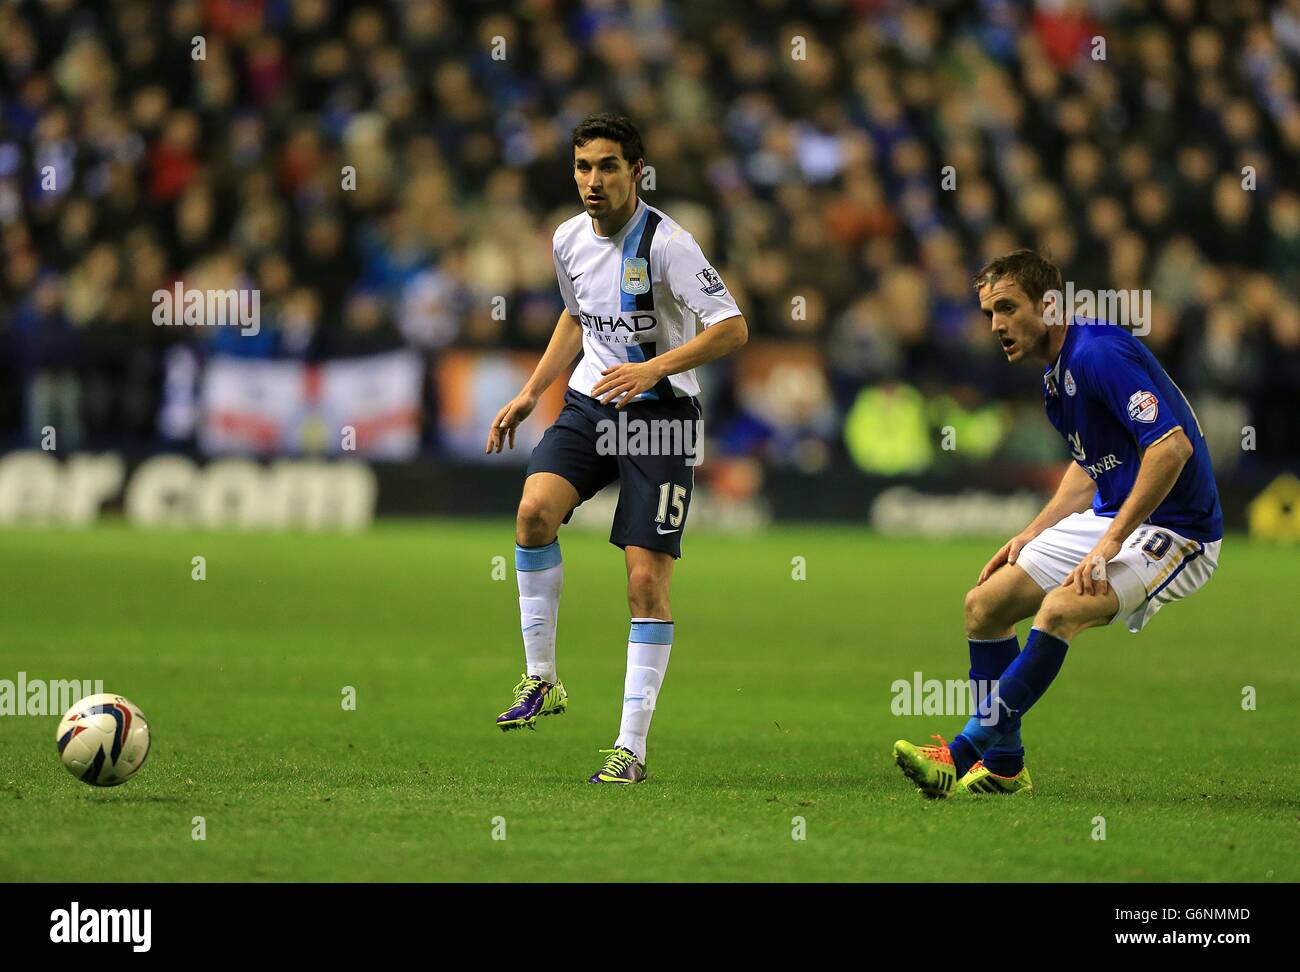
[1063, 428, 1194, 595]
[978, 461, 1097, 584]
[486, 310, 583, 453]
[591, 314, 748, 408]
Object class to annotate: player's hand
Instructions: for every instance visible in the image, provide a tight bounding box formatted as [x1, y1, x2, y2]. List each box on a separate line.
[590, 361, 665, 409]
[978, 530, 1037, 585]
[1063, 538, 1122, 596]
[485, 392, 538, 453]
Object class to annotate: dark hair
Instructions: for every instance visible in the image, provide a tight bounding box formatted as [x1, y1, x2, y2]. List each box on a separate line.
[572, 113, 645, 167]
[973, 249, 1063, 305]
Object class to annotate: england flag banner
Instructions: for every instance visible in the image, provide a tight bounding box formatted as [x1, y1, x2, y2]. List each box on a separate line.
[199, 351, 424, 459]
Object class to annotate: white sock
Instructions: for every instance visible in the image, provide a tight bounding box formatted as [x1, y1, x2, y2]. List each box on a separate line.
[614, 618, 673, 762]
[516, 541, 562, 683]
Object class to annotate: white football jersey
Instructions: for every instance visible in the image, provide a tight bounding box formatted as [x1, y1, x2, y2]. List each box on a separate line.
[552, 199, 741, 401]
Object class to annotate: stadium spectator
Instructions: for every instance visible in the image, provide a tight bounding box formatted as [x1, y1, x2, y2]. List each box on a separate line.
[0, 0, 1295, 477]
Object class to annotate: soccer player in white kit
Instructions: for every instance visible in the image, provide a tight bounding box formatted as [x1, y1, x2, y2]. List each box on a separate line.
[486, 114, 749, 783]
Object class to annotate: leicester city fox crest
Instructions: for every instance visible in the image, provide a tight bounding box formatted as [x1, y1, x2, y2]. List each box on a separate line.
[622, 257, 650, 295]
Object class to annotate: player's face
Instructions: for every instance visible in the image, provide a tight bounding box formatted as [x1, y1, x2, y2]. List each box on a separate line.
[573, 139, 639, 219]
[979, 279, 1049, 363]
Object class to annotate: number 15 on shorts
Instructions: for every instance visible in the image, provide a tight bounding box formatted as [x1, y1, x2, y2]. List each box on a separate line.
[655, 482, 688, 532]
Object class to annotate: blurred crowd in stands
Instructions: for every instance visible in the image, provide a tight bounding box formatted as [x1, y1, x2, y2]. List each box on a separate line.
[1, 0, 1298, 472]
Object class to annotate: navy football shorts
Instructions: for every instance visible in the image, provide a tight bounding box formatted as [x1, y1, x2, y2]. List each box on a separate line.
[525, 388, 701, 558]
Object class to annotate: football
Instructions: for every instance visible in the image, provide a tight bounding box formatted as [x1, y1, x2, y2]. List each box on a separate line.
[55, 694, 152, 787]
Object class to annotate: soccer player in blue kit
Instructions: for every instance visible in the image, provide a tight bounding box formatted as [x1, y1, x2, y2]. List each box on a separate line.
[894, 250, 1223, 797]
[485, 114, 748, 784]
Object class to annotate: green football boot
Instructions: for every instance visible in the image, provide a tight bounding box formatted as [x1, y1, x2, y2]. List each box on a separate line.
[956, 760, 1034, 795]
[495, 673, 568, 731]
[587, 746, 646, 784]
[892, 734, 959, 799]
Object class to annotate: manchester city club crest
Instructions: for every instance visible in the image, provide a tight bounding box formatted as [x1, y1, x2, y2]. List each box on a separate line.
[621, 257, 650, 295]
[1064, 368, 1076, 396]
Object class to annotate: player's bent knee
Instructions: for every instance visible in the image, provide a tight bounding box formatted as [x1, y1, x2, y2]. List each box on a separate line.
[516, 495, 561, 546]
[1034, 602, 1067, 636]
[627, 567, 669, 618]
[964, 585, 1011, 637]
[964, 586, 989, 630]
[1033, 587, 1098, 639]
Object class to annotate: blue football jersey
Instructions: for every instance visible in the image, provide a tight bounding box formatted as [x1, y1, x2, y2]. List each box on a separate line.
[1042, 319, 1223, 543]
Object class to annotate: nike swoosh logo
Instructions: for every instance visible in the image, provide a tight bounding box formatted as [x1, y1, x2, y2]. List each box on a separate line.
[570, 272, 584, 281]
[656, 525, 680, 535]
[522, 623, 543, 632]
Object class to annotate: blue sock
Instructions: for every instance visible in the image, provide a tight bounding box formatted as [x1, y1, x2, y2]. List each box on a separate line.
[968, 636, 1025, 776]
[952, 628, 1070, 776]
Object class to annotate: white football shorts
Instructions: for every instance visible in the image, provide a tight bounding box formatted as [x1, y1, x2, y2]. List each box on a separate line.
[1014, 510, 1221, 633]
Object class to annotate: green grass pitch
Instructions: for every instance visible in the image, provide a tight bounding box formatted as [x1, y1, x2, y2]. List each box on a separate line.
[0, 520, 1295, 882]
